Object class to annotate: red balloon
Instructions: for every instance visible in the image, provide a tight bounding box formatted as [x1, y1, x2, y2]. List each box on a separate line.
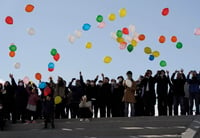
[5, 16, 13, 24]
[44, 87, 51, 96]
[159, 35, 166, 43]
[162, 8, 169, 16]
[122, 27, 129, 35]
[48, 68, 54, 72]
[53, 53, 60, 61]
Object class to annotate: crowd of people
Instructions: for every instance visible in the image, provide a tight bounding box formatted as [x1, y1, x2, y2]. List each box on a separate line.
[0, 69, 200, 128]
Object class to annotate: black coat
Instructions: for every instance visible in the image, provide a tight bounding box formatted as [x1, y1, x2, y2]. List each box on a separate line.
[171, 73, 186, 96]
[155, 75, 171, 97]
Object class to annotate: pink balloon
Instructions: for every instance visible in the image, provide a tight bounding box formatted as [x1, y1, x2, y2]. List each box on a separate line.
[194, 28, 200, 35]
[23, 76, 30, 84]
[97, 22, 106, 28]
[119, 42, 127, 50]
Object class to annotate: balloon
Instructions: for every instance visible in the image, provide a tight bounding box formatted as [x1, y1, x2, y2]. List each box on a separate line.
[116, 30, 123, 38]
[97, 22, 106, 28]
[5, 16, 13, 24]
[9, 51, 15, 57]
[176, 42, 183, 49]
[119, 42, 127, 50]
[116, 37, 125, 43]
[82, 23, 91, 31]
[127, 44, 134, 52]
[85, 42, 92, 49]
[111, 32, 117, 40]
[160, 60, 167, 67]
[138, 34, 145, 41]
[9, 44, 17, 51]
[119, 8, 127, 17]
[129, 24, 135, 33]
[96, 15, 103, 22]
[125, 36, 132, 42]
[27, 27, 35, 35]
[103, 56, 112, 64]
[152, 51, 160, 57]
[14, 62, 21, 69]
[53, 53, 60, 61]
[68, 35, 76, 44]
[171, 36, 177, 43]
[74, 30, 82, 38]
[23, 76, 30, 84]
[131, 40, 137, 47]
[48, 62, 55, 69]
[159, 35, 166, 43]
[44, 87, 51, 96]
[144, 47, 152, 54]
[48, 68, 54, 72]
[54, 96, 62, 104]
[108, 13, 116, 21]
[35, 73, 42, 80]
[50, 48, 57, 56]
[194, 28, 200, 35]
[162, 8, 169, 16]
[149, 55, 155, 61]
[122, 27, 129, 35]
[25, 4, 34, 13]
[39, 82, 47, 89]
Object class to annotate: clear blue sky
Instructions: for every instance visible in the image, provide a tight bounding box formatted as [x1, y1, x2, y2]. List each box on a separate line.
[0, 0, 200, 84]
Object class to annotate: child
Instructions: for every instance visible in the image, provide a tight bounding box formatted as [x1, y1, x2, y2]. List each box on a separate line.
[43, 95, 55, 128]
[79, 95, 93, 121]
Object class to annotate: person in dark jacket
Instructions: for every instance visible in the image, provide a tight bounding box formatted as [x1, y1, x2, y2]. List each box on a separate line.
[187, 71, 200, 115]
[0, 84, 5, 130]
[140, 70, 156, 116]
[10, 74, 28, 123]
[171, 70, 186, 115]
[155, 70, 171, 116]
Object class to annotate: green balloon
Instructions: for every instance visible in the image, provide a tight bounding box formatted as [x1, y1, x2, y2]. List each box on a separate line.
[116, 30, 123, 38]
[127, 44, 134, 52]
[160, 60, 167, 67]
[96, 15, 103, 23]
[9, 45, 17, 52]
[51, 48, 57, 56]
[176, 42, 183, 49]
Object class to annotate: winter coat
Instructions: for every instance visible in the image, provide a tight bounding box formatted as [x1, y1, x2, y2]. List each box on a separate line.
[155, 75, 171, 97]
[187, 75, 200, 93]
[171, 73, 186, 96]
[122, 80, 136, 103]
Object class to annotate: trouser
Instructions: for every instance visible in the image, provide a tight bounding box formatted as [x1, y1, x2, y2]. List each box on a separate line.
[27, 110, 37, 121]
[69, 103, 79, 119]
[143, 94, 156, 116]
[91, 100, 98, 118]
[124, 102, 135, 117]
[44, 112, 54, 128]
[12, 107, 27, 123]
[173, 96, 185, 115]
[55, 102, 66, 119]
[189, 93, 200, 115]
[78, 108, 93, 119]
[158, 96, 168, 116]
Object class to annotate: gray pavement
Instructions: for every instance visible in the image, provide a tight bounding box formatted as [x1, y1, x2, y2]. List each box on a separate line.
[0, 115, 199, 138]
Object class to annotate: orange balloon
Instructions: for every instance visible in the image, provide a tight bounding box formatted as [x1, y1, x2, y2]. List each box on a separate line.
[138, 34, 145, 41]
[35, 73, 42, 80]
[171, 36, 177, 43]
[159, 35, 166, 43]
[9, 51, 15, 57]
[25, 4, 34, 12]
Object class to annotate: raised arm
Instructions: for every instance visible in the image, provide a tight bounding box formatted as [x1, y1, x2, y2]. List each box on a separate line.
[9, 74, 17, 88]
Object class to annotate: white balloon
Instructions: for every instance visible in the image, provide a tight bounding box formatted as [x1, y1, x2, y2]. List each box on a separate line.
[97, 22, 106, 28]
[68, 35, 76, 44]
[74, 30, 82, 38]
[125, 35, 132, 42]
[129, 24, 135, 33]
[14, 62, 21, 69]
[27, 27, 35, 35]
[110, 32, 117, 40]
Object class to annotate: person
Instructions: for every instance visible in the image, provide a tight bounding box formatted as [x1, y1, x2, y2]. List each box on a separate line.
[68, 72, 85, 118]
[96, 80, 105, 118]
[155, 70, 171, 116]
[184, 81, 190, 115]
[187, 71, 200, 115]
[171, 69, 186, 115]
[167, 83, 174, 116]
[79, 95, 93, 121]
[140, 70, 156, 116]
[43, 95, 55, 129]
[0, 84, 5, 130]
[26, 83, 39, 123]
[122, 71, 137, 117]
[10, 74, 28, 123]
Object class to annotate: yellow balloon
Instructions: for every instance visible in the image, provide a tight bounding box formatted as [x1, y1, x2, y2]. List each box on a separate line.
[116, 37, 125, 43]
[144, 47, 152, 54]
[103, 56, 112, 63]
[86, 42, 92, 49]
[119, 8, 127, 17]
[108, 13, 116, 21]
[131, 40, 137, 47]
[152, 51, 160, 57]
[54, 96, 62, 104]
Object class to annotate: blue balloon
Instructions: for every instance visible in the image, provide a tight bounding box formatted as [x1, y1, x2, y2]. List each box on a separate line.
[39, 82, 47, 89]
[48, 62, 55, 69]
[149, 55, 155, 61]
[82, 23, 91, 31]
